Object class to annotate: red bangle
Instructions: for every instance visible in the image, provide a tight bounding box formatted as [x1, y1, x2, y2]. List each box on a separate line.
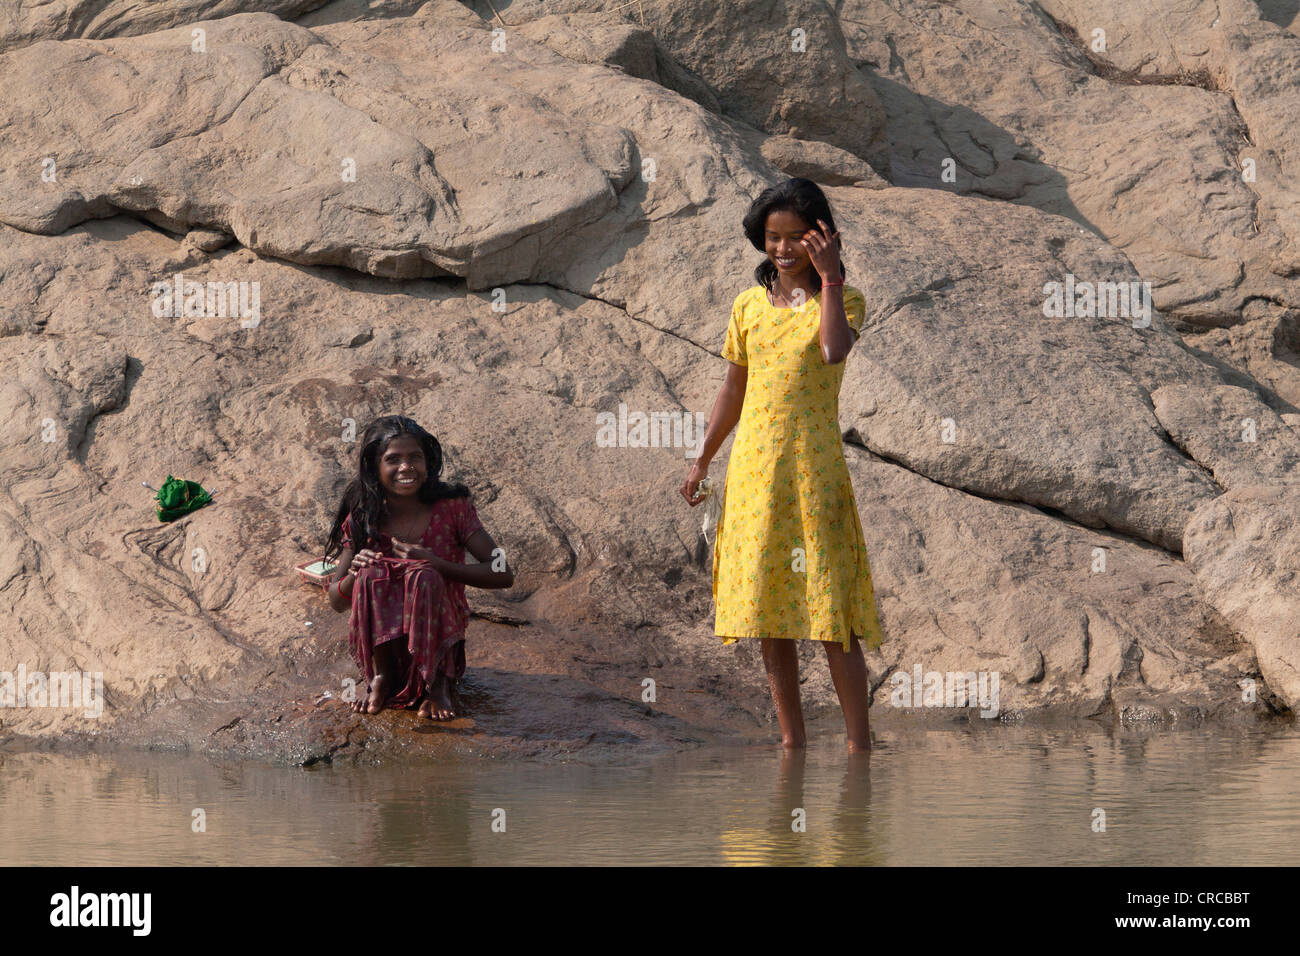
[822, 280, 843, 287]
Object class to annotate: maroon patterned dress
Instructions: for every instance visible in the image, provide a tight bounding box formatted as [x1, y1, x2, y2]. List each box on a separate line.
[339, 495, 485, 708]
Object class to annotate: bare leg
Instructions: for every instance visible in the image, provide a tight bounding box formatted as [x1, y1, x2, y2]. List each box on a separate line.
[823, 635, 871, 753]
[761, 638, 806, 749]
[351, 641, 396, 714]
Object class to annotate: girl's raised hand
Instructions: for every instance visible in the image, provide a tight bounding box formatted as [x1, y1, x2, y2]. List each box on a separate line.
[801, 218, 841, 281]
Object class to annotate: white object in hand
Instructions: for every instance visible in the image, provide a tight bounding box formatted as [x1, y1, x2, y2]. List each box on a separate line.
[696, 476, 722, 545]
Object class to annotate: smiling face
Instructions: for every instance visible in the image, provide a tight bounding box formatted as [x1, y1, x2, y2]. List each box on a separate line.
[377, 434, 426, 500]
[764, 208, 815, 278]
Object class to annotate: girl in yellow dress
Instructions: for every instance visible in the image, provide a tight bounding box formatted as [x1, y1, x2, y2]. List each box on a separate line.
[681, 178, 884, 753]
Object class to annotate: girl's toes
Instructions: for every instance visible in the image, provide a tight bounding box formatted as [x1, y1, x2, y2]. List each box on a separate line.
[417, 698, 434, 719]
[429, 682, 456, 721]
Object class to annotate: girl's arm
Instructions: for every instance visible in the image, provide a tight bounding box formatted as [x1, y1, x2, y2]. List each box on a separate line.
[681, 360, 747, 502]
[327, 546, 380, 612]
[421, 530, 512, 590]
[817, 282, 855, 365]
[802, 218, 854, 364]
[326, 550, 356, 613]
[694, 362, 749, 467]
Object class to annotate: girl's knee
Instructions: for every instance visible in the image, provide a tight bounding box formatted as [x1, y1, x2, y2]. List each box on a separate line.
[823, 635, 862, 659]
[761, 637, 796, 663]
[407, 565, 446, 593]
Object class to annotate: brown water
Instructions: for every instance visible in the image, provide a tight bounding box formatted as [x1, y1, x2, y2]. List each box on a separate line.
[4, 724, 1299, 865]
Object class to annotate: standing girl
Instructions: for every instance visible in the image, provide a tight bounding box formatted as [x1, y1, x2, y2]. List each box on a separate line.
[681, 178, 884, 753]
[323, 416, 514, 720]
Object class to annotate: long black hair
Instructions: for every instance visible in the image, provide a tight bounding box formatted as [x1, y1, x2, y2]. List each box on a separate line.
[324, 415, 469, 559]
[742, 177, 847, 296]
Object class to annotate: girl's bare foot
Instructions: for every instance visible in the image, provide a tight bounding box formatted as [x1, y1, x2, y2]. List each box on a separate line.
[351, 672, 392, 714]
[418, 677, 457, 720]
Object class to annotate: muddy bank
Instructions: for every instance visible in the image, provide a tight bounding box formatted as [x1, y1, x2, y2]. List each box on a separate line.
[5, 582, 1285, 768]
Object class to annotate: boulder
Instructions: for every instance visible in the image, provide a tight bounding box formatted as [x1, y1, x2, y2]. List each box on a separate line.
[1185, 486, 1300, 710]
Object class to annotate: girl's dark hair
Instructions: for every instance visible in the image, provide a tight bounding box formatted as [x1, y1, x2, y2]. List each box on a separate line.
[742, 177, 847, 295]
[324, 415, 469, 559]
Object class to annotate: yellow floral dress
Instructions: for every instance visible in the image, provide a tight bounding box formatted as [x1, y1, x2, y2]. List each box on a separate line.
[712, 284, 883, 652]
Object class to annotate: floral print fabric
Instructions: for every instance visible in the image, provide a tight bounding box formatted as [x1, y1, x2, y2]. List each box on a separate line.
[712, 285, 884, 651]
[341, 495, 485, 706]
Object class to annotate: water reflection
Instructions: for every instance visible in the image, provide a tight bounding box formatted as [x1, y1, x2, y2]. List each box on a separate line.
[2, 724, 1299, 865]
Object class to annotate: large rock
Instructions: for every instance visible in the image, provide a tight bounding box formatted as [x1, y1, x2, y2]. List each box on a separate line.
[0, 0, 328, 53]
[1, 0, 1296, 755]
[1151, 384, 1300, 489]
[0, 6, 641, 282]
[513, 12, 721, 113]
[841, 0, 1300, 326]
[461, 0, 892, 175]
[1185, 486, 1300, 710]
[827, 186, 1227, 554]
[1177, 309, 1300, 419]
[1038, 0, 1300, 279]
[842, 446, 1253, 721]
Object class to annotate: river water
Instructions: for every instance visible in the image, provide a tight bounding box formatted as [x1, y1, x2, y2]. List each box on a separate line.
[4, 724, 1298, 865]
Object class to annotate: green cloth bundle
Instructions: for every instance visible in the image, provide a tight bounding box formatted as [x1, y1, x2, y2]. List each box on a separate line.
[154, 475, 213, 522]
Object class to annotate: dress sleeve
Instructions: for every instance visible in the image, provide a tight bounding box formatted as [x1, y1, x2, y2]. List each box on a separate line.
[340, 514, 353, 551]
[721, 291, 748, 366]
[844, 286, 867, 339]
[457, 496, 486, 547]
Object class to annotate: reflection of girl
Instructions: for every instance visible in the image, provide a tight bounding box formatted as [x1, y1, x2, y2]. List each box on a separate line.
[682, 179, 884, 753]
[324, 416, 513, 721]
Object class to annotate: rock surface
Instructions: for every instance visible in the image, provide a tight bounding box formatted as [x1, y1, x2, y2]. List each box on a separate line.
[842, 0, 1300, 327]
[1185, 486, 1300, 712]
[0, 0, 329, 52]
[0, 0, 1297, 763]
